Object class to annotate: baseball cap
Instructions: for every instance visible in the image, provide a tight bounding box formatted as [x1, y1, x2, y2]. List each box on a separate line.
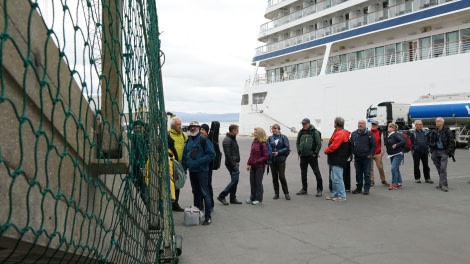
[188, 121, 200, 127]
[301, 118, 310, 124]
[371, 121, 378, 125]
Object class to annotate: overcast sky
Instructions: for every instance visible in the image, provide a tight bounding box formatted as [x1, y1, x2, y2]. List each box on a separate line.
[156, 1, 268, 114]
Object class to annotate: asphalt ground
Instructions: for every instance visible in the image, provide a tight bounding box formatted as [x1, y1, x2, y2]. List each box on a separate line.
[174, 136, 470, 264]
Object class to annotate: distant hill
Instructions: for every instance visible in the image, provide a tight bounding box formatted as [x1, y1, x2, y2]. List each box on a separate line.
[170, 112, 239, 123]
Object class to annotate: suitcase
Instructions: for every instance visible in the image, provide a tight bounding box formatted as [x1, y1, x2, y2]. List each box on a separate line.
[184, 206, 201, 226]
[328, 162, 351, 192]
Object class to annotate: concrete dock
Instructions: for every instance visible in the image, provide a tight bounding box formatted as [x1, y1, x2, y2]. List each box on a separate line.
[175, 136, 470, 264]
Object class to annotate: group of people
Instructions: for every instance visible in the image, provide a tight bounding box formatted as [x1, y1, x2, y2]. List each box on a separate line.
[165, 114, 461, 226]
[325, 116, 457, 201]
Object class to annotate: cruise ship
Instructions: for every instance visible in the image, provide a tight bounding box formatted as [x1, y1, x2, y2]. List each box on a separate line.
[239, 0, 470, 137]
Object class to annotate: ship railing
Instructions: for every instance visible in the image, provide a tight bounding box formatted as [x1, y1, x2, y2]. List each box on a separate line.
[261, 0, 344, 34]
[256, 0, 455, 57]
[249, 37, 470, 86]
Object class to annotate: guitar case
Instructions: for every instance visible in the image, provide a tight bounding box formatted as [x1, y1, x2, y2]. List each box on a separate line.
[208, 121, 222, 170]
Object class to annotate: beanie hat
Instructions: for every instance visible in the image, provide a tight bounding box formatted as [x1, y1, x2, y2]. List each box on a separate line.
[201, 123, 210, 132]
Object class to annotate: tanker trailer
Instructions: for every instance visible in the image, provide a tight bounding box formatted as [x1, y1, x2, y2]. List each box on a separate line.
[408, 93, 470, 147]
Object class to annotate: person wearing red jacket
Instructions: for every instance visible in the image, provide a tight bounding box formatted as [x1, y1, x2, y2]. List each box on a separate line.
[324, 117, 351, 201]
[370, 121, 389, 186]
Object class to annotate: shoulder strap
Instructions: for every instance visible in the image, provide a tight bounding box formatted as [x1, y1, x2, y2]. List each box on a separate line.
[200, 135, 207, 152]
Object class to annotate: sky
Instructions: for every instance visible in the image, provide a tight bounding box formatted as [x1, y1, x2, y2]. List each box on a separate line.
[156, 1, 268, 114]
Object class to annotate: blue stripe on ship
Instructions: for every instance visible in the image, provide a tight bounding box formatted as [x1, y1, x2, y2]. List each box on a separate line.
[253, 0, 470, 63]
[409, 103, 470, 118]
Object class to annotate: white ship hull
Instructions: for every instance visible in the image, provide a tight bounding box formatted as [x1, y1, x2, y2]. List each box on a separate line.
[239, 0, 470, 137]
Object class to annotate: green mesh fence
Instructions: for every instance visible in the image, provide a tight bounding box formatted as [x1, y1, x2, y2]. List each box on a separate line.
[0, 0, 178, 263]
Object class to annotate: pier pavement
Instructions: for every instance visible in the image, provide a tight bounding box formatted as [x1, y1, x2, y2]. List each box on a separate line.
[175, 136, 470, 264]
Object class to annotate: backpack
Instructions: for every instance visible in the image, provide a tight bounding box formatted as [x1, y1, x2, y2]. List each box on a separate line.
[258, 142, 273, 174]
[199, 136, 221, 170]
[259, 142, 273, 165]
[400, 132, 412, 153]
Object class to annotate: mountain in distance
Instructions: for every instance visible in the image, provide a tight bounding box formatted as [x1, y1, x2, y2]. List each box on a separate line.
[169, 112, 239, 123]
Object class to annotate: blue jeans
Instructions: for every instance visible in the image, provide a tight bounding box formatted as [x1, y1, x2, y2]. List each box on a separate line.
[354, 158, 371, 191]
[390, 153, 404, 185]
[330, 166, 346, 199]
[189, 171, 212, 220]
[220, 164, 240, 201]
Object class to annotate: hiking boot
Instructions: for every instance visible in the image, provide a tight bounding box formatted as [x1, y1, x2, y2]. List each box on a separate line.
[217, 196, 229, 205]
[381, 180, 389, 186]
[285, 193, 291, 200]
[425, 179, 434, 184]
[273, 194, 279, 199]
[202, 218, 212, 226]
[363, 190, 370, 195]
[315, 191, 322, 197]
[230, 199, 242, 204]
[172, 203, 184, 212]
[352, 188, 362, 194]
[296, 189, 307, 195]
[415, 179, 422, 183]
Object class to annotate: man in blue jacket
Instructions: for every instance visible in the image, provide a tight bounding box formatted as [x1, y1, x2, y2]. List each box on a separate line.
[182, 121, 216, 225]
[350, 120, 376, 195]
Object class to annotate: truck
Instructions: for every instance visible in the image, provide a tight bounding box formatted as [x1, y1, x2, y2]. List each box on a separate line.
[366, 93, 470, 147]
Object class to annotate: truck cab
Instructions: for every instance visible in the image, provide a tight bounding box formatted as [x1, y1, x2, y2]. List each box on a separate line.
[366, 102, 411, 131]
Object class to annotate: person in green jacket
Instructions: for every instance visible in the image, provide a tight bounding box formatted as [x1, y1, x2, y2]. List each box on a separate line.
[296, 118, 323, 197]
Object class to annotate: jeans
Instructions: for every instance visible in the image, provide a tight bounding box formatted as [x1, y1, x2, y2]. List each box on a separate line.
[431, 149, 448, 187]
[390, 153, 403, 185]
[330, 166, 346, 199]
[413, 151, 430, 180]
[249, 167, 265, 202]
[299, 155, 323, 191]
[270, 161, 289, 195]
[354, 158, 371, 191]
[220, 164, 240, 201]
[189, 171, 212, 220]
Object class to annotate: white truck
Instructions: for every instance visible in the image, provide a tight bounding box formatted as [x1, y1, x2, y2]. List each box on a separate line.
[366, 93, 470, 147]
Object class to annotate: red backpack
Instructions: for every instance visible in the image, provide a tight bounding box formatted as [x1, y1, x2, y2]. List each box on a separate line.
[401, 132, 412, 153]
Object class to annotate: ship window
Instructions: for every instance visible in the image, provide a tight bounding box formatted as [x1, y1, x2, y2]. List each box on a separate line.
[385, 44, 395, 65]
[275, 68, 281, 82]
[375, 46, 385, 67]
[419, 37, 431, 60]
[460, 28, 470, 53]
[241, 94, 249, 105]
[364, 48, 375, 68]
[348, 52, 357, 71]
[357, 50, 365, 69]
[267, 69, 275, 84]
[432, 34, 444, 58]
[339, 54, 347, 72]
[252, 92, 267, 104]
[396, 42, 407, 63]
[446, 31, 458, 55]
[310, 60, 318, 77]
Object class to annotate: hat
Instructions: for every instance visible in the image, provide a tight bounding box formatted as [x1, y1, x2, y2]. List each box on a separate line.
[301, 118, 310, 124]
[201, 123, 210, 132]
[371, 121, 378, 125]
[188, 121, 200, 127]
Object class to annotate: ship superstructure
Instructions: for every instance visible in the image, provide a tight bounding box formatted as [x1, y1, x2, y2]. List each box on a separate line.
[240, 0, 470, 137]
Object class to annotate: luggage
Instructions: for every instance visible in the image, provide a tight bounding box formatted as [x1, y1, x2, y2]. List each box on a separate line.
[184, 206, 201, 226]
[328, 162, 351, 192]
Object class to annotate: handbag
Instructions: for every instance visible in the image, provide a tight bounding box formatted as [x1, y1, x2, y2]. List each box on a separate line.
[172, 159, 186, 189]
